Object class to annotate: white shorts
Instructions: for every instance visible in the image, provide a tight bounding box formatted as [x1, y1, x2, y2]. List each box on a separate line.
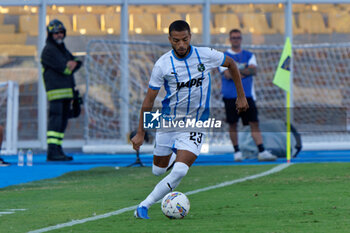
[153, 131, 206, 156]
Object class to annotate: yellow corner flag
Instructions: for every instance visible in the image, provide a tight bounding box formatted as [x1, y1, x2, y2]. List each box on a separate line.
[273, 37, 292, 163]
[273, 37, 292, 92]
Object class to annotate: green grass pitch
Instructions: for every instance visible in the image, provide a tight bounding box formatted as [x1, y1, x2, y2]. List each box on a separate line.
[1, 163, 350, 232]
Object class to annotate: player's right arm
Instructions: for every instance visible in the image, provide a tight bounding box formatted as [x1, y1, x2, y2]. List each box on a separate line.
[131, 88, 159, 151]
[131, 88, 159, 150]
[131, 62, 163, 151]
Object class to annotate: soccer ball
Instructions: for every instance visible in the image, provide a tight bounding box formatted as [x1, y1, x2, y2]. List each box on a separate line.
[161, 191, 190, 219]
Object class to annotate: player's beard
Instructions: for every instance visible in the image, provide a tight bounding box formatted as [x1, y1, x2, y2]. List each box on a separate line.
[173, 46, 191, 58]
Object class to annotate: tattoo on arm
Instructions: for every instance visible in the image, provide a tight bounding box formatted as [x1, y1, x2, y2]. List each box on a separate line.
[241, 67, 257, 76]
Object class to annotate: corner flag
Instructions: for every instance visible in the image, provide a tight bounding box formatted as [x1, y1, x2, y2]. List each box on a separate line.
[273, 37, 292, 92]
[273, 37, 293, 163]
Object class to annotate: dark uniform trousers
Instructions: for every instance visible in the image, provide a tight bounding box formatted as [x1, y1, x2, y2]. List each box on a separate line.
[47, 99, 71, 153]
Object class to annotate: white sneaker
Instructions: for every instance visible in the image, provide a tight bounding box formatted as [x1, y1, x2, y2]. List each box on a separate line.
[258, 150, 277, 161]
[234, 151, 244, 162]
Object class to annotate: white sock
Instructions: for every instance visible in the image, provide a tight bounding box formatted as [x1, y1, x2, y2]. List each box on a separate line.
[139, 162, 189, 208]
[152, 165, 167, 176]
[152, 153, 177, 176]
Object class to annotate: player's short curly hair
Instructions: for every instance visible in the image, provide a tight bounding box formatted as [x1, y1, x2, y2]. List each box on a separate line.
[169, 20, 191, 36]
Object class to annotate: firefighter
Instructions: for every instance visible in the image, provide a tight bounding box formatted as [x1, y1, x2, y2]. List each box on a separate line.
[41, 19, 82, 161]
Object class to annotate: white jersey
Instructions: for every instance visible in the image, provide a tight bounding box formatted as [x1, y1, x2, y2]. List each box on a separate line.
[149, 45, 225, 121]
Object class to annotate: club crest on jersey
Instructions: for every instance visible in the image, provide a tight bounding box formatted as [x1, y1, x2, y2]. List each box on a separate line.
[177, 78, 204, 91]
[197, 63, 205, 72]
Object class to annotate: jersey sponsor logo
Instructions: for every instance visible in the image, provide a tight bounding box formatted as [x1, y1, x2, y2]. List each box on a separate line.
[176, 78, 204, 91]
[197, 63, 205, 72]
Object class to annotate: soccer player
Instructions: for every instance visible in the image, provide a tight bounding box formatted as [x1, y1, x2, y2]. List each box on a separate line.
[0, 125, 10, 166]
[219, 29, 277, 162]
[131, 20, 248, 219]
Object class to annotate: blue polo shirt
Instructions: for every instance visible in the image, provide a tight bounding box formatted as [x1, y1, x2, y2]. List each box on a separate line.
[220, 49, 257, 99]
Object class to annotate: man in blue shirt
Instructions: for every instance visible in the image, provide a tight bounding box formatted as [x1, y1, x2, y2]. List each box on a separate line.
[219, 29, 277, 162]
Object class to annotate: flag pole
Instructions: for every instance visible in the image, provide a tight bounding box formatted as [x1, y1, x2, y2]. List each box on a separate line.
[271, 0, 293, 163]
[286, 92, 291, 163]
[285, 0, 293, 163]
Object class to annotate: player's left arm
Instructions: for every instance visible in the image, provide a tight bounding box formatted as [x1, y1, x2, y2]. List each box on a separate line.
[222, 56, 249, 113]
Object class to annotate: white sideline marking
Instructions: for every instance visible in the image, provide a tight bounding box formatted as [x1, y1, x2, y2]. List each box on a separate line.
[0, 212, 14, 216]
[28, 163, 291, 233]
[0, 209, 26, 217]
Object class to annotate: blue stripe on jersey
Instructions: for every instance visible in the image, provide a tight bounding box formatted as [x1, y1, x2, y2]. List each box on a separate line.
[221, 54, 227, 66]
[170, 56, 179, 119]
[149, 84, 160, 90]
[161, 79, 171, 116]
[200, 72, 211, 121]
[194, 48, 203, 121]
[184, 59, 192, 119]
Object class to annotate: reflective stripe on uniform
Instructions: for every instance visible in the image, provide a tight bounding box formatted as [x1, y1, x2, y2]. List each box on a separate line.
[47, 131, 64, 138]
[47, 88, 73, 101]
[47, 138, 62, 145]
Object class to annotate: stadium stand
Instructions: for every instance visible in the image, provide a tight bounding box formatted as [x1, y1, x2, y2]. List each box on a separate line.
[338, 4, 350, 11]
[103, 13, 121, 35]
[130, 13, 160, 35]
[186, 13, 212, 34]
[75, 14, 105, 35]
[311, 4, 338, 13]
[242, 13, 277, 34]
[271, 12, 305, 34]
[6, 6, 27, 15]
[298, 12, 333, 34]
[328, 11, 350, 33]
[129, 6, 145, 14]
[213, 13, 248, 34]
[173, 5, 202, 13]
[160, 13, 183, 34]
[144, 5, 171, 14]
[0, 44, 36, 56]
[255, 4, 284, 13]
[19, 15, 39, 36]
[84, 5, 114, 14]
[293, 4, 310, 12]
[228, 4, 255, 13]
[211, 5, 230, 13]
[0, 33, 27, 44]
[0, 24, 16, 33]
[55, 6, 85, 14]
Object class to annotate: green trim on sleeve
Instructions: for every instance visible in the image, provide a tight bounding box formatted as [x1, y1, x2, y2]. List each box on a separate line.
[63, 67, 72, 75]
